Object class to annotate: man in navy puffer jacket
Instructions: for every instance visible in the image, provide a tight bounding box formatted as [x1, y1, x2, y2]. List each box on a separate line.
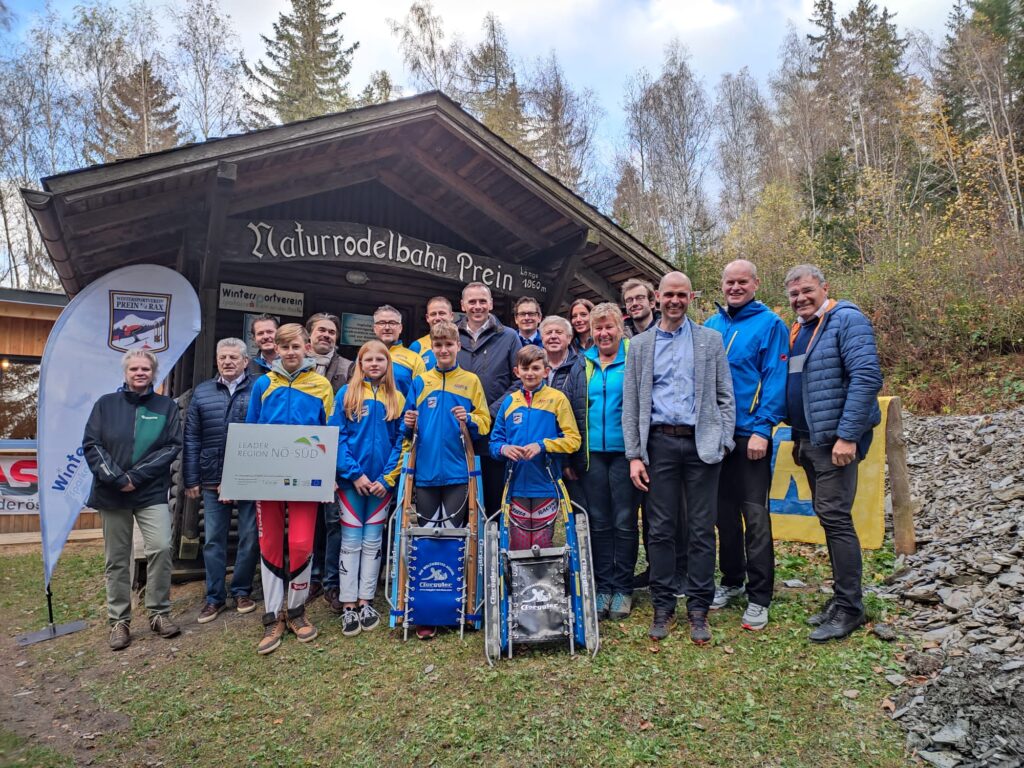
[184, 337, 259, 623]
[785, 265, 882, 642]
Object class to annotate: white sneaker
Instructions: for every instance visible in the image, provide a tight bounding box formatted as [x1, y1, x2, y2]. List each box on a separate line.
[710, 584, 745, 610]
[742, 602, 769, 631]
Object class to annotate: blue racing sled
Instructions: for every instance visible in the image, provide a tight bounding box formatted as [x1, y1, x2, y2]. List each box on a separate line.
[481, 464, 600, 664]
[384, 426, 485, 639]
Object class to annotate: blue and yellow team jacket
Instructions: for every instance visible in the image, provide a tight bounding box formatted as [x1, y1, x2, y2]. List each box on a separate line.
[328, 381, 408, 491]
[409, 333, 437, 370]
[246, 359, 334, 426]
[490, 384, 581, 498]
[389, 342, 427, 397]
[409, 364, 491, 487]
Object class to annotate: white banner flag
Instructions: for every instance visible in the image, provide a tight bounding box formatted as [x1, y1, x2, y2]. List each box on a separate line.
[37, 265, 201, 585]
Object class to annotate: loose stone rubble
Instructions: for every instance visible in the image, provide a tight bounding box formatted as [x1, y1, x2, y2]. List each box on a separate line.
[883, 409, 1024, 766]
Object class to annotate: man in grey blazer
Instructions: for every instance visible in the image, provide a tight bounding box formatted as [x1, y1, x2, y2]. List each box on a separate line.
[623, 271, 735, 644]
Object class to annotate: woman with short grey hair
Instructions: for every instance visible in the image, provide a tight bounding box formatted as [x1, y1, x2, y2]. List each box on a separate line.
[83, 348, 183, 651]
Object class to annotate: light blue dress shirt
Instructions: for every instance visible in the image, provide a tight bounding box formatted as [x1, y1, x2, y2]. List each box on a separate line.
[651, 318, 696, 426]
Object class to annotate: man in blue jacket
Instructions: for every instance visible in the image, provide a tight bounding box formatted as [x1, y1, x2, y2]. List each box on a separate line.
[705, 260, 788, 631]
[785, 264, 882, 642]
[184, 338, 259, 623]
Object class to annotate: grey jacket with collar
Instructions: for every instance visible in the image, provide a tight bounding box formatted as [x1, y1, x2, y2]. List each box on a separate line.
[622, 321, 736, 466]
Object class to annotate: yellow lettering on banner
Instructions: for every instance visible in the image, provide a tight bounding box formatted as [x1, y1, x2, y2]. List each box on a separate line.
[769, 396, 890, 550]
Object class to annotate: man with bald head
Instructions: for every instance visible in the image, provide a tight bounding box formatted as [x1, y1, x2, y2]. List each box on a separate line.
[704, 260, 788, 631]
[622, 271, 735, 644]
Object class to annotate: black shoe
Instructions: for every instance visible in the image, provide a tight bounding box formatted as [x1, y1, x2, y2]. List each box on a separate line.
[687, 611, 711, 645]
[324, 587, 343, 615]
[806, 597, 838, 627]
[648, 610, 675, 641]
[341, 607, 361, 637]
[632, 569, 650, 590]
[809, 608, 866, 643]
[304, 582, 324, 606]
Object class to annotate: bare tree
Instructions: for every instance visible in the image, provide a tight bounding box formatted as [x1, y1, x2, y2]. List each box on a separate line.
[172, 0, 245, 141]
[526, 51, 602, 196]
[388, 1, 462, 94]
[619, 40, 714, 266]
[714, 67, 776, 223]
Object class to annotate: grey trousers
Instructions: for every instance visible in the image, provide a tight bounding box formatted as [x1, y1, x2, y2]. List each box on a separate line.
[100, 504, 173, 624]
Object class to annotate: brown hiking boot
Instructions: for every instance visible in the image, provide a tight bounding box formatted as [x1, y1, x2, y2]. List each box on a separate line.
[109, 620, 131, 651]
[149, 614, 181, 639]
[257, 611, 286, 655]
[286, 607, 318, 643]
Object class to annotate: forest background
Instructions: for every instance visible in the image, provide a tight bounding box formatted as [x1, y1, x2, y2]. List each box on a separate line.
[1, 0, 1022, 413]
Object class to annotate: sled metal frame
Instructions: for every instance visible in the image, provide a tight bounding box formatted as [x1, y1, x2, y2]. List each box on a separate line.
[482, 469, 600, 665]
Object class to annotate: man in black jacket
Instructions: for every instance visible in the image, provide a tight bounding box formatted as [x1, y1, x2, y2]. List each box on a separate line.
[184, 338, 258, 624]
[83, 350, 182, 651]
[457, 282, 522, 516]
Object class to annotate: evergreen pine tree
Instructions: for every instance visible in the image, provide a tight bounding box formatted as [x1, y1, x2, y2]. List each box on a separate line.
[106, 58, 181, 161]
[244, 0, 358, 125]
[460, 14, 528, 149]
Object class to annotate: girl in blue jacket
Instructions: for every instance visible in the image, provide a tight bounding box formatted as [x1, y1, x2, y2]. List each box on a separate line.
[329, 340, 408, 637]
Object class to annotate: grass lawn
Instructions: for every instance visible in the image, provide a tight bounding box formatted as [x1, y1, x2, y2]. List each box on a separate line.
[0, 541, 909, 767]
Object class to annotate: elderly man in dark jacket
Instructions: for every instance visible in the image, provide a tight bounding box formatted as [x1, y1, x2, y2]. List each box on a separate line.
[785, 264, 882, 642]
[84, 350, 182, 651]
[457, 281, 522, 515]
[184, 338, 258, 623]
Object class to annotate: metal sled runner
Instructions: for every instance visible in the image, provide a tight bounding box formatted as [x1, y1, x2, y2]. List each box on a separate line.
[482, 466, 600, 664]
[384, 427, 485, 639]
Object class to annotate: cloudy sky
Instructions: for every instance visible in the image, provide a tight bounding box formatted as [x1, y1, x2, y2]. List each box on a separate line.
[8, 0, 949, 150]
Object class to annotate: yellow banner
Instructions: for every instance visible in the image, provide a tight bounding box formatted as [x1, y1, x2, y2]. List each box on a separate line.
[769, 396, 890, 549]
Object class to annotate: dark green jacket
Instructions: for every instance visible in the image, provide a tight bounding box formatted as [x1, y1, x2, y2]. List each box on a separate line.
[83, 386, 182, 509]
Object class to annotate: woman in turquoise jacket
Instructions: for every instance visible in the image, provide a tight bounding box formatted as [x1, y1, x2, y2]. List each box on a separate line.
[581, 303, 639, 622]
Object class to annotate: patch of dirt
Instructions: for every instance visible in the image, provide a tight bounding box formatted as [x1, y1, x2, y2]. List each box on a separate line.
[0, 577, 218, 766]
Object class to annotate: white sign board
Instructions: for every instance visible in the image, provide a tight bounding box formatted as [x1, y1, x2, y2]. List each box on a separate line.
[220, 423, 338, 502]
[219, 282, 304, 316]
[0, 452, 38, 515]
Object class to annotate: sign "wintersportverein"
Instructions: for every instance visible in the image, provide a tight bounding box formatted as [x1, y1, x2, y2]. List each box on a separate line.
[222, 220, 550, 299]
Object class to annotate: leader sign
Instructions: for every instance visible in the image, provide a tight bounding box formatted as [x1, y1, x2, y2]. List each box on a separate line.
[220, 424, 339, 503]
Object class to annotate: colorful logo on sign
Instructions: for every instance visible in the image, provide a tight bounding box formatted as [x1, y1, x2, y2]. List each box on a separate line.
[294, 435, 327, 453]
[108, 291, 171, 353]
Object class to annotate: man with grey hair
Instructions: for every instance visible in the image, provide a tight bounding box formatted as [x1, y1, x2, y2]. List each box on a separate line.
[785, 264, 882, 642]
[704, 259, 789, 631]
[184, 337, 259, 623]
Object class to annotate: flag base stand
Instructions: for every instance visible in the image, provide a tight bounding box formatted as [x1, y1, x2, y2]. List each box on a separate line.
[16, 587, 88, 646]
[16, 619, 88, 647]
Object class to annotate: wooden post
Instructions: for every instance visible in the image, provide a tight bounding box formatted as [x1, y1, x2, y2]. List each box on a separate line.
[885, 397, 916, 555]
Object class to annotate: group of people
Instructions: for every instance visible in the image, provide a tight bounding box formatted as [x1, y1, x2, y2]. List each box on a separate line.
[82, 261, 882, 655]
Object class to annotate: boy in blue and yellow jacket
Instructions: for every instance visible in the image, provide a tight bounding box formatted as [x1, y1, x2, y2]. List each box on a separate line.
[491, 346, 581, 550]
[245, 323, 335, 654]
[405, 321, 491, 530]
[404, 321, 490, 640]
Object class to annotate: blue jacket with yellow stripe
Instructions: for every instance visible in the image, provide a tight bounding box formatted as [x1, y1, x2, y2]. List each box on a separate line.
[490, 384, 581, 498]
[705, 300, 789, 439]
[388, 342, 426, 397]
[409, 364, 491, 487]
[246, 359, 334, 427]
[409, 333, 437, 370]
[328, 381, 408, 492]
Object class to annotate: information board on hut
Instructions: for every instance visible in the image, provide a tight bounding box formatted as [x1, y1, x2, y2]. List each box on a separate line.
[222, 220, 552, 300]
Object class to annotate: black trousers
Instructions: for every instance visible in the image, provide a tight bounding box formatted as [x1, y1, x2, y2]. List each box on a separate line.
[716, 435, 775, 606]
[416, 484, 470, 528]
[796, 439, 864, 614]
[479, 454, 507, 520]
[646, 431, 721, 614]
[640, 493, 688, 590]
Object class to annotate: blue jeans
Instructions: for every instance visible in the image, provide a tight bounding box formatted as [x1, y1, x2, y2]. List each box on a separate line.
[203, 490, 258, 605]
[581, 452, 639, 594]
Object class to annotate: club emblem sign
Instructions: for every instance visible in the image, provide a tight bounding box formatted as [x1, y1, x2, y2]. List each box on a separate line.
[108, 291, 171, 353]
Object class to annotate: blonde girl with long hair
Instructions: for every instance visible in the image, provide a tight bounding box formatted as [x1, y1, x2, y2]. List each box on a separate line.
[328, 339, 410, 636]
